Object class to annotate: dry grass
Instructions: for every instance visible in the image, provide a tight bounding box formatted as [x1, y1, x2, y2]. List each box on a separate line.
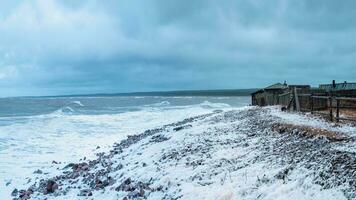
[340, 109, 356, 121]
[310, 108, 356, 124]
[272, 123, 350, 141]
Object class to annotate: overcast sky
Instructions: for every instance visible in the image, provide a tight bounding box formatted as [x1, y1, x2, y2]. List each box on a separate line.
[0, 0, 356, 97]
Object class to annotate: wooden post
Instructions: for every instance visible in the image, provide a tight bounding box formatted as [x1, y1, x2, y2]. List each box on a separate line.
[310, 94, 314, 114]
[329, 96, 333, 121]
[336, 99, 340, 122]
[294, 87, 300, 112]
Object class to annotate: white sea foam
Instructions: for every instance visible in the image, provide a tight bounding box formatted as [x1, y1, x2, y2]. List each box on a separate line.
[0, 101, 237, 199]
[200, 100, 230, 109]
[70, 101, 84, 107]
[151, 101, 170, 107]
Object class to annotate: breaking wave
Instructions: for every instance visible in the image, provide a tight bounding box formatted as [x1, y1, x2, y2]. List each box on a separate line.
[199, 101, 231, 109]
[147, 101, 171, 107]
[70, 101, 84, 107]
[50, 106, 75, 116]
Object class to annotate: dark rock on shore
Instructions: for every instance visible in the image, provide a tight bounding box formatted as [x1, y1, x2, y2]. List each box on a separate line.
[11, 188, 18, 196]
[116, 178, 151, 199]
[173, 124, 192, 131]
[44, 180, 58, 194]
[18, 188, 33, 200]
[150, 134, 170, 143]
[33, 169, 42, 174]
[78, 189, 92, 196]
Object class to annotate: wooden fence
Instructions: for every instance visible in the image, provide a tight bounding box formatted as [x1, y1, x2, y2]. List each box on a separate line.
[307, 95, 356, 122]
[281, 91, 356, 123]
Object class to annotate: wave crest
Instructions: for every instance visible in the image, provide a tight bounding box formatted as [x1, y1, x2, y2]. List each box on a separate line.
[199, 101, 230, 109]
[70, 101, 84, 107]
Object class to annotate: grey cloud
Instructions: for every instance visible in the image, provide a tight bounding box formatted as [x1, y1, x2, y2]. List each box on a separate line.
[0, 0, 356, 96]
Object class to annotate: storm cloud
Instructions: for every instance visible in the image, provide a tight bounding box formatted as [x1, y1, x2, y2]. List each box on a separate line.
[0, 0, 356, 96]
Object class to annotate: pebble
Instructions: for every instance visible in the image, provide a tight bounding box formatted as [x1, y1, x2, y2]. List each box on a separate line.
[44, 180, 58, 194]
[33, 169, 43, 174]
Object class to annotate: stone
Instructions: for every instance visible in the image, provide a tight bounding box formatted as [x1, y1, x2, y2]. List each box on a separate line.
[11, 188, 18, 196]
[52, 160, 60, 164]
[34, 169, 43, 174]
[79, 189, 93, 196]
[45, 180, 58, 194]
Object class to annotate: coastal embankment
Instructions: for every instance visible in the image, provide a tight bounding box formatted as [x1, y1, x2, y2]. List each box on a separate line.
[13, 107, 356, 200]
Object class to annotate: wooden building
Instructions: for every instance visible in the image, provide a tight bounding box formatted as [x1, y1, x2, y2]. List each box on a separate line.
[251, 80, 356, 123]
[251, 83, 288, 106]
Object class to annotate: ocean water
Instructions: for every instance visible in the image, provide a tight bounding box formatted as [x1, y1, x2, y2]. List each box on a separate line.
[0, 95, 250, 198]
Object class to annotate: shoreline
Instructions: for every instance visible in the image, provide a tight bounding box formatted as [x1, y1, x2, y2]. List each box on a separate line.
[12, 107, 356, 200]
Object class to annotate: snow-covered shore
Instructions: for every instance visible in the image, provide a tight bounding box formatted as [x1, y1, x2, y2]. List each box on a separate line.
[12, 107, 356, 200]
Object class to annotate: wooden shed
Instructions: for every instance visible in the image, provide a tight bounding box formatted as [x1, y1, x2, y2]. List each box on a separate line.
[251, 83, 288, 106]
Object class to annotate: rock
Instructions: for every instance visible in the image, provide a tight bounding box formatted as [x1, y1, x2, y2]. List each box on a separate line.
[128, 190, 140, 198]
[27, 188, 34, 195]
[69, 172, 80, 179]
[11, 188, 18, 196]
[115, 164, 123, 170]
[115, 178, 133, 192]
[139, 188, 145, 196]
[52, 160, 60, 164]
[6, 180, 11, 186]
[79, 189, 93, 196]
[63, 163, 75, 170]
[72, 162, 89, 172]
[173, 126, 184, 131]
[150, 134, 170, 143]
[44, 180, 58, 194]
[173, 125, 192, 131]
[34, 169, 43, 174]
[19, 189, 32, 200]
[123, 178, 131, 185]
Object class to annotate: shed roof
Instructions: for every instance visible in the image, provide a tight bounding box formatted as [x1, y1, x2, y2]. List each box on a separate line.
[264, 83, 288, 90]
[288, 85, 310, 88]
[319, 82, 356, 91]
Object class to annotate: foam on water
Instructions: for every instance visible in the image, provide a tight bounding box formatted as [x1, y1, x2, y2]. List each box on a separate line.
[148, 101, 171, 107]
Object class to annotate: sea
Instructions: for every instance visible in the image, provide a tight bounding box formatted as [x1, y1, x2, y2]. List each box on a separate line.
[0, 95, 250, 198]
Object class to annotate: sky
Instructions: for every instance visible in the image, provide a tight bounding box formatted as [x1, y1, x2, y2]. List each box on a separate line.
[0, 0, 356, 97]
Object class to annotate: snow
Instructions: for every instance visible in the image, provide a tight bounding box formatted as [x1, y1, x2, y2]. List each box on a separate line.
[268, 106, 356, 136]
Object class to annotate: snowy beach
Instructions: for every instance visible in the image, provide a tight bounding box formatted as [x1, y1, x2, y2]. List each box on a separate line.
[8, 104, 356, 200]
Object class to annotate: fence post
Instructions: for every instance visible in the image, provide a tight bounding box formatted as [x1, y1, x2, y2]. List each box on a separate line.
[329, 96, 333, 122]
[336, 99, 340, 122]
[310, 94, 314, 114]
[294, 87, 300, 112]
